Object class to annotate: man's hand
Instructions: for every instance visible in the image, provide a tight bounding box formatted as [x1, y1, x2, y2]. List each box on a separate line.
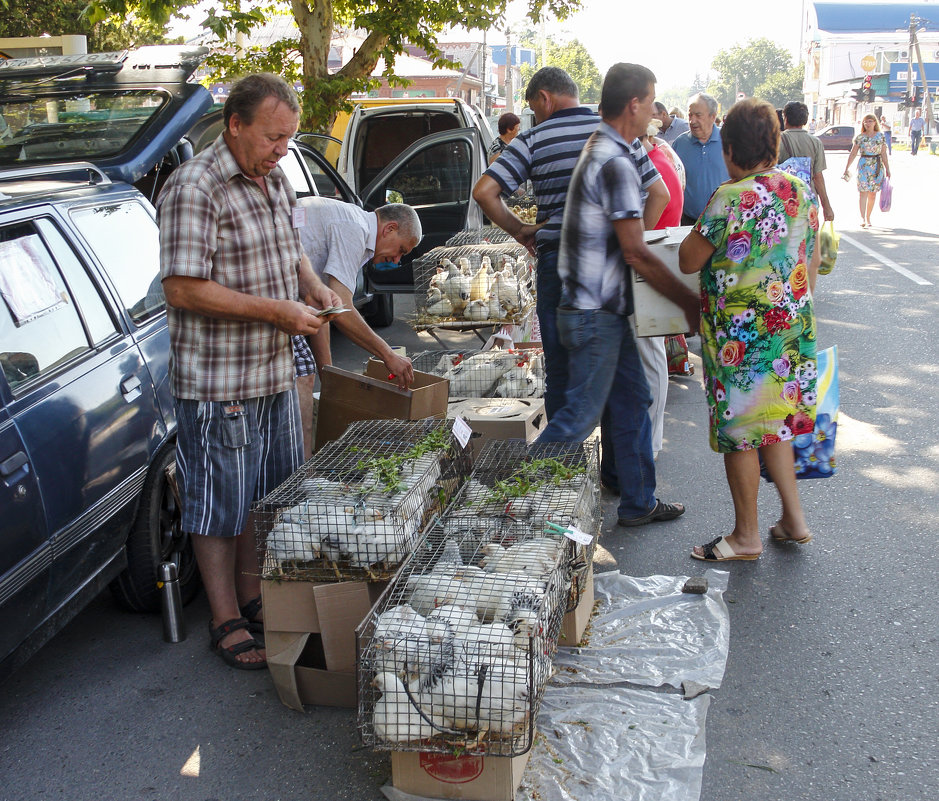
[384, 351, 414, 389]
[823, 202, 835, 222]
[271, 299, 325, 336]
[513, 222, 543, 256]
[679, 294, 701, 336]
[298, 253, 343, 310]
[307, 282, 343, 311]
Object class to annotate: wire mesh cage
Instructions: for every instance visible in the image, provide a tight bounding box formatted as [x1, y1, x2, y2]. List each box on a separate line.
[410, 346, 545, 398]
[444, 225, 523, 247]
[254, 420, 471, 582]
[356, 521, 567, 756]
[412, 242, 536, 328]
[439, 438, 600, 612]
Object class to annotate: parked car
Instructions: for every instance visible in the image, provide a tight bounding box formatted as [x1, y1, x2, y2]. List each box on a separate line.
[0, 46, 213, 679]
[816, 124, 856, 151]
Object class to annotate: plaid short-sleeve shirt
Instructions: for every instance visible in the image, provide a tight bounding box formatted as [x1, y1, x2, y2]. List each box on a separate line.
[157, 135, 303, 401]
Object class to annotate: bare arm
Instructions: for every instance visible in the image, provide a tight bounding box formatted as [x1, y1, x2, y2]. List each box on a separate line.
[472, 174, 542, 256]
[813, 172, 835, 222]
[843, 142, 860, 175]
[643, 179, 670, 230]
[678, 229, 716, 275]
[809, 231, 821, 294]
[879, 146, 890, 178]
[162, 275, 324, 336]
[615, 217, 699, 334]
[298, 253, 342, 310]
[327, 277, 414, 389]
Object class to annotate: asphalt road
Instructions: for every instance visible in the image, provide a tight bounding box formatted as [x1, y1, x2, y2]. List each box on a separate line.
[2, 147, 938, 801]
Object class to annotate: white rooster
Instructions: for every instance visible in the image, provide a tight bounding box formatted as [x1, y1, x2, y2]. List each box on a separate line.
[371, 672, 441, 743]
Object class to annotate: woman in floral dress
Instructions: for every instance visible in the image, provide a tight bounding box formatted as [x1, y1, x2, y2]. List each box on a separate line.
[843, 115, 890, 228]
[679, 99, 820, 561]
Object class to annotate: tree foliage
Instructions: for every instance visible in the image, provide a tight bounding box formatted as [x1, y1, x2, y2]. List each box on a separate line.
[0, 0, 176, 52]
[707, 37, 802, 111]
[518, 33, 601, 103]
[89, 0, 583, 132]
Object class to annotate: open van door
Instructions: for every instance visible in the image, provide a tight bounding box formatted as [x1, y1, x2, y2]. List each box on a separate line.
[360, 127, 486, 294]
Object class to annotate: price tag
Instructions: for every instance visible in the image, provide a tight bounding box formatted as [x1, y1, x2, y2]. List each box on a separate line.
[452, 416, 473, 450]
[292, 205, 306, 228]
[562, 525, 594, 546]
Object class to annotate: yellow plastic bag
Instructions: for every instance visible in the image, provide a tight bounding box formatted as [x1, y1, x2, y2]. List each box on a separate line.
[818, 221, 839, 276]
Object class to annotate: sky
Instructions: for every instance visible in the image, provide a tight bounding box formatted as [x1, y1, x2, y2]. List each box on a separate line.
[170, 0, 807, 89]
[511, 0, 807, 89]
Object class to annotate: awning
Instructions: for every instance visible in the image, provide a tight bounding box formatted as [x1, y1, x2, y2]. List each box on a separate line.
[814, 2, 939, 33]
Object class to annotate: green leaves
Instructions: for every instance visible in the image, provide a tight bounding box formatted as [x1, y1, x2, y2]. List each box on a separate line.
[708, 38, 802, 111]
[485, 457, 586, 504]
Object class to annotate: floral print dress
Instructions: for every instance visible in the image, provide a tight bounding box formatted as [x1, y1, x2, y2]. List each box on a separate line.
[853, 132, 886, 192]
[694, 170, 819, 453]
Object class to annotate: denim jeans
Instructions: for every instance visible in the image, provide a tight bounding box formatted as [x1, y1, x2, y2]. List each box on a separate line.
[537, 246, 618, 487]
[536, 308, 656, 520]
[911, 129, 922, 155]
[535, 246, 565, 421]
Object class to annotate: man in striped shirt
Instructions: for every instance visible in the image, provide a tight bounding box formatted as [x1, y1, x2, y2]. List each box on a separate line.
[536, 63, 699, 528]
[473, 67, 598, 423]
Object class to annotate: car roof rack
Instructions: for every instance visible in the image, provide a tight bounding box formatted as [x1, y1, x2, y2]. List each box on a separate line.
[0, 162, 111, 199]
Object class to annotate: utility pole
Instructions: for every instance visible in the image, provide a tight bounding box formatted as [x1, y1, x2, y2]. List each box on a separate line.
[504, 28, 514, 114]
[911, 14, 936, 133]
[482, 30, 488, 115]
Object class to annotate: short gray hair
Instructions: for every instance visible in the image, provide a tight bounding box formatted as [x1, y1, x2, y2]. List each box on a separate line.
[688, 92, 719, 117]
[524, 67, 579, 102]
[377, 203, 422, 243]
[224, 73, 300, 128]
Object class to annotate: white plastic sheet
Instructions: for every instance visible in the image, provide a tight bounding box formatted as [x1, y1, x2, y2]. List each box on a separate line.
[517, 688, 710, 801]
[552, 569, 730, 690]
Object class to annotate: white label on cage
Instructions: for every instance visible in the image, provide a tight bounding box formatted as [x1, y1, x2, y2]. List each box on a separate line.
[452, 416, 473, 449]
[563, 526, 594, 546]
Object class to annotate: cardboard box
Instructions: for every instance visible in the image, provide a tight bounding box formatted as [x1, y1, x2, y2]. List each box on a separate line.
[314, 360, 449, 450]
[558, 566, 595, 647]
[263, 578, 386, 710]
[632, 226, 700, 337]
[447, 397, 546, 459]
[391, 749, 531, 801]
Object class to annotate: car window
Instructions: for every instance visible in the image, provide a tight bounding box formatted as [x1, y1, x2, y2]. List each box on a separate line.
[381, 139, 472, 206]
[70, 200, 165, 325]
[299, 150, 345, 200]
[0, 222, 92, 392]
[34, 218, 119, 346]
[278, 149, 314, 197]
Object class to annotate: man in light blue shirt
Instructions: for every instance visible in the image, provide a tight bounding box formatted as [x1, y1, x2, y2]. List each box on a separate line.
[653, 102, 689, 144]
[909, 108, 926, 155]
[671, 93, 729, 224]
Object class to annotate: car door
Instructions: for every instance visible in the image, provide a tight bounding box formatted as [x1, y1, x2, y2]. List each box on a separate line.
[1, 210, 159, 607]
[0, 379, 50, 672]
[360, 128, 486, 293]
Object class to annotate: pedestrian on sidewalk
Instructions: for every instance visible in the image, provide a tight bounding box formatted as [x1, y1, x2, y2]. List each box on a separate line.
[843, 115, 890, 228]
[679, 98, 820, 562]
[909, 108, 925, 155]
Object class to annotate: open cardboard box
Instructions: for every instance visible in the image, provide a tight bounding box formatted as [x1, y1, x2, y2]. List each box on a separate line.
[263, 578, 386, 710]
[558, 565, 595, 647]
[391, 748, 531, 801]
[633, 226, 700, 337]
[447, 397, 546, 460]
[314, 360, 449, 450]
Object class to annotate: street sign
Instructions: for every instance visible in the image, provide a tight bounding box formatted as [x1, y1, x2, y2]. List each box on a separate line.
[861, 54, 877, 72]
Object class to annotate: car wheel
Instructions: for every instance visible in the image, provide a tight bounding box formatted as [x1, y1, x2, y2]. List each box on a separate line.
[110, 446, 201, 613]
[362, 292, 395, 328]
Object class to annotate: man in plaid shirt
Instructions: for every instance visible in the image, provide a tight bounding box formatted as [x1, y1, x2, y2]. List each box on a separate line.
[158, 74, 340, 670]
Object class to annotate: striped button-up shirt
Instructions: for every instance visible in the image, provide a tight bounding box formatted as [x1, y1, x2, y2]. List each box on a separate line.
[558, 122, 661, 317]
[157, 135, 303, 401]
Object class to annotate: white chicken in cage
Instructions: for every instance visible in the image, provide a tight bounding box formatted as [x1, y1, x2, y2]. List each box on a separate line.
[437, 261, 471, 314]
[319, 514, 418, 568]
[469, 262, 491, 302]
[425, 286, 454, 317]
[478, 537, 565, 577]
[425, 603, 479, 642]
[265, 518, 320, 563]
[462, 298, 490, 322]
[371, 672, 442, 743]
[452, 565, 548, 624]
[406, 568, 477, 616]
[444, 350, 517, 395]
[421, 657, 530, 734]
[492, 363, 537, 398]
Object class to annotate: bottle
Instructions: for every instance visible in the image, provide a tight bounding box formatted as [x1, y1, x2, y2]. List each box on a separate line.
[159, 561, 187, 643]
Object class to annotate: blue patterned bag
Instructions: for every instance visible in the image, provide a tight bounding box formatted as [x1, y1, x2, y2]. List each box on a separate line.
[760, 345, 838, 480]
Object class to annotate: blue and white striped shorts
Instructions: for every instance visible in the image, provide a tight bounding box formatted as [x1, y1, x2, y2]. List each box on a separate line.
[174, 389, 303, 537]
